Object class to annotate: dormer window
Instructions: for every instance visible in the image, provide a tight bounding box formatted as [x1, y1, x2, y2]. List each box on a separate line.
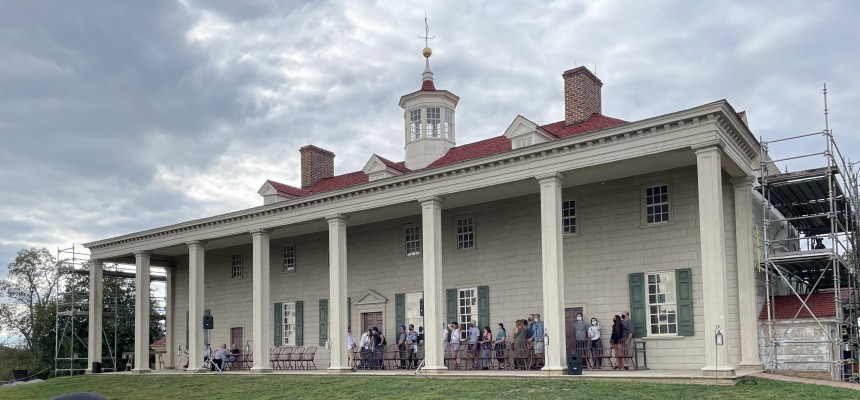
[503, 115, 555, 150]
[410, 109, 422, 141]
[444, 109, 454, 140]
[426, 107, 441, 138]
[513, 137, 533, 148]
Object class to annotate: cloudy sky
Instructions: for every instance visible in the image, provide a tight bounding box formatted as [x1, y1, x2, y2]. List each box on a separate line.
[1, 0, 859, 270]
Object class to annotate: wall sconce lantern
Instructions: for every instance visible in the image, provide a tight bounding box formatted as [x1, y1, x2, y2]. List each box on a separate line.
[715, 325, 724, 346]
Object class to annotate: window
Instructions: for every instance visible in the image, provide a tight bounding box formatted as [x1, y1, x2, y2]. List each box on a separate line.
[410, 109, 421, 141]
[645, 184, 670, 224]
[458, 288, 477, 341]
[513, 136, 533, 149]
[405, 224, 421, 256]
[444, 109, 454, 140]
[231, 254, 243, 278]
[456, 215, 475, 250]
[283, 243, 296, 272]
[426, 107, 441, 138]
[646, 272, 677, 335]
[406, 292, 423, 332]
[282, 302, 296, 345]
[562, 199, 576, 234]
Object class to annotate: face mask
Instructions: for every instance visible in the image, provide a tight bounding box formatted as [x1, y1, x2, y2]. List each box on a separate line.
[576, 316, 582, 321]
[591, 321, 597, 326]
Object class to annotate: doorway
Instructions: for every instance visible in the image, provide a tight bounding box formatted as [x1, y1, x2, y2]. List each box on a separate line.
[361, 312, 383, 336]
[564, 307, 584, 351]
[230, 327, 244, 350]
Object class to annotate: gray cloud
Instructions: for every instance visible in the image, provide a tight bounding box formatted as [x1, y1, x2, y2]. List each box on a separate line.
[0, 0, 858, 271]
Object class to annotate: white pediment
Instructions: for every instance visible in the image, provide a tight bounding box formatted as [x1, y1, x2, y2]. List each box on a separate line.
[362, 155, 403, 181]
[354, 289, 388, 305]
[257, 181, 279, 196]
[504, 115, 555, 149]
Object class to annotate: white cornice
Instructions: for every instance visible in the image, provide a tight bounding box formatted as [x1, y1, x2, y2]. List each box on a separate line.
[84, 100, 757, 257]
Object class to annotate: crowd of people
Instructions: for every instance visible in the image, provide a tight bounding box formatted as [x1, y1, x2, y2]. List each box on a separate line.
[203, 343, 242, 371]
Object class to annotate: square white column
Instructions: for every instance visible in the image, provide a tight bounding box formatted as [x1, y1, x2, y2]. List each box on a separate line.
[537, 173, 568, 373]
[250, 229, 272, 372]
[327, 215, 350, 371]
[420, 196, 445, 371]
[733, 176, 763, 369]
[164, 266, 175, 369]
[133, 251, 152, 373]
[86, 259, 104, 373]
[695, 145, 735, 376]
[186, 241, 205, 371]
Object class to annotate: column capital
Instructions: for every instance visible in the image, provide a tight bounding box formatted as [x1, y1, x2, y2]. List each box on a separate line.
[133, 250, 152, 258]
[89, 259, 104, 267]
[418, 196, 444, 207]
[249, 228, 273, 237]
[325, 214, 350, 223]
[730, 175, 756, 189]
[692, 141, 724, 155]
[185, 240, 207, 248]
[535, 172, 566, 183]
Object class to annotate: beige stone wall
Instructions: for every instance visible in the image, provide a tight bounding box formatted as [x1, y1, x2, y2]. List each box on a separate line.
[170, 165, 743, 370]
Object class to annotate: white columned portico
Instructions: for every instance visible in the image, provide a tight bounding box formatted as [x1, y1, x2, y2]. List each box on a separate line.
[327, 215, 350, 372]
[733, 176, 763, 369]
[133, 251, 152, 373]
[164, 266, 174, 369]
[536, 173, 568, 373]
[420, 196, 445, 372]
[186, 241, 205, 371]
[250, 229, 273, 372]
[695, 145, 735, 376]
[86, 259, 104, 373]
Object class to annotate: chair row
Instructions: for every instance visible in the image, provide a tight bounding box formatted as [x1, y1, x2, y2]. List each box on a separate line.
[269, 346, 318, 370]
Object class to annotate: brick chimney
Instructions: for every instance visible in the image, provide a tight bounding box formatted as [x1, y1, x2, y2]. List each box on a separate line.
[299, 145, 335, 189]
[563, 66, 603, 125]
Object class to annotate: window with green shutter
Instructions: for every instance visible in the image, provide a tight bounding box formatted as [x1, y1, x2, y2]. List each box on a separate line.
[446, 289, 457, 325]
[628, 273, 646, 338]
[295, 300, 304, 346]
[477, 286, 490, 329]
[319, 299, 328, 346]
[630, 269, 694, 337]
[274, 302, 282, 346]
[676, 268, 694, 336]
[395, 293, 406, 335]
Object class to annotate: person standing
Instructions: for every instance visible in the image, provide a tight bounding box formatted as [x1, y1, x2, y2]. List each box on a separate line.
[397, 325, 408, 369]
[513, 319, 529, 369]
[347, 327, 357, 372]
[467, 321, 480, 369]
[406, 324, 419, 368]
[620, 310, 634, 370]
[610, 315, 623, 370]
[479, 326, 493, 369]
[359, 328, 371, 369]
[587, 318, 602, 370]
[494, 323, 507, 370]
[573, 312, 588, 356]
[531, 314, 545, 368]
[449, 322, 462, 369]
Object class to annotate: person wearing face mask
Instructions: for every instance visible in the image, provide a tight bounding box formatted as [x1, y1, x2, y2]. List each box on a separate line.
[587, 317, 602, 370]
[573, 312, 588, 358]
[494, 323, 507, 369]
[530, 314, 545, 369]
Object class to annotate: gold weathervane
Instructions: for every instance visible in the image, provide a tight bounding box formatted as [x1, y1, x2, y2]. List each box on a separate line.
[419, 12, 435, 58]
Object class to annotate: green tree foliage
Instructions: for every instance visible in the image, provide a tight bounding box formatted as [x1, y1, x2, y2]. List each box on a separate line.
[0, 248, 59, 350]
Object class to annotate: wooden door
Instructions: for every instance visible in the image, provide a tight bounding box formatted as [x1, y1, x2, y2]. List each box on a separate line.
[361, 312, 383, 337]
[230, 327, 243, 349]
[564, 307, 583, 351]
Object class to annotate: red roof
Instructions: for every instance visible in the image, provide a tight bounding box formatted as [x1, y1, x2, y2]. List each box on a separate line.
[270, 113, 626, 198]
[542, 113, 627, 138]
[421, 79, 436, 91]
[150, 337, 166, 348]
[759, 293, 838, 320]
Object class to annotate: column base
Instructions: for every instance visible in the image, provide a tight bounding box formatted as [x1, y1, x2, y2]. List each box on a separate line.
[327, 367, 355, 374]
[701, 365, 736, 378]
[250, 367, 273, 374]
[540, 366, 569, 376]
[131, 368, 152, 374]
[737, 362, 764, 370]
[421, 367, 448, 375]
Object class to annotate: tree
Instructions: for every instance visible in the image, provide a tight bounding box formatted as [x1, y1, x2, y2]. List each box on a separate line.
[0, 248, 60, 349]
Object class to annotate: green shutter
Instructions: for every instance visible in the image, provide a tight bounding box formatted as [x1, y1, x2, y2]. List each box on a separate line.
[273, 302, 282, 346]
[676, 268, 694, 336]
[446, 289, 457, 324]
[319, 299, 329, 346]
[628, 273, 646, 338]
[477, 286, 490, 329]
[347, 297, 352, 328]
[395, 293, 406, 333]
[295, 300, 304, 346]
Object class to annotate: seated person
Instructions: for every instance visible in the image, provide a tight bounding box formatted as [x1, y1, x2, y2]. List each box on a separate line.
[212, 343, 230, 371]
[226, 343, 241, 369]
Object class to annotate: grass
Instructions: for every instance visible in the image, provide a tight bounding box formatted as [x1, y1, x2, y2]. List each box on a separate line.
[0, 374, 856, 400]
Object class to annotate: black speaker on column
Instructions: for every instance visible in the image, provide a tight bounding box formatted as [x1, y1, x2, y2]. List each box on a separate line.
[567, 353, 583, 375]
[203, 314, 214, 330]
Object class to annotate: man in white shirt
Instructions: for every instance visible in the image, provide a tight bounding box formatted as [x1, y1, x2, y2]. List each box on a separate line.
[359, 328, 371, 369]
[347, 327, 357, 371]
[449, 322, 462, 369]
[467, 322, 480, 368]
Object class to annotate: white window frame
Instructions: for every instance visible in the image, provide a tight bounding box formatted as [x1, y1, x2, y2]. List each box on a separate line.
[409, 109, 422, 141]
[282, 301, 297, 345]
[405, 292, 424, 333]
[455, 215, 475, 250]
[231, 254, 243, 278]
[642, 183, 672, 226]
[404, 224, 422, 257]
[426, 107, 441, 138]
[513, 136, 533, 149]
[458, 287, 477, 342]
[444, 109, 454, 140]
[283, 243, 296, 272]
[562, 197, 577, 235]
[645, 271, 678, 336]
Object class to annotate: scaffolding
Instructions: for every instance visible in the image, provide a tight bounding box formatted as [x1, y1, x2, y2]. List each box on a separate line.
[54, 245, 167, 375]
[758, 107, 860, 381]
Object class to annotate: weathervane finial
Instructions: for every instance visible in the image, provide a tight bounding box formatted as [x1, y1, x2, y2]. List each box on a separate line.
[419, 11, 435, 58]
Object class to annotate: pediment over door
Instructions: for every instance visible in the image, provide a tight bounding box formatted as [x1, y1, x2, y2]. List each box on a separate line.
[354, 289, 388, 306]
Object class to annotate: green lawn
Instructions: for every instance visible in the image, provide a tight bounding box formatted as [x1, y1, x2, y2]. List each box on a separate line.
[0, 375, 856, 400]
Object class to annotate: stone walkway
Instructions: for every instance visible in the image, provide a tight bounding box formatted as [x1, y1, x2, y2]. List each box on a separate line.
[752, 372, 860, 391]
